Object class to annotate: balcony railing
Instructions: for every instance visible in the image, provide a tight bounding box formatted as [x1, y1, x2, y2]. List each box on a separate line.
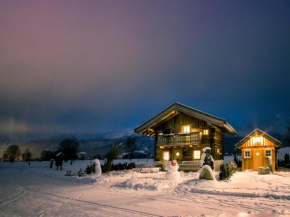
[157, 132, 200, 146]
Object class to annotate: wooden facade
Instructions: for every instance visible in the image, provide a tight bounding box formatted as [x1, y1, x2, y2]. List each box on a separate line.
[134, 103, 237, 170]
[235, 129, 282, 171]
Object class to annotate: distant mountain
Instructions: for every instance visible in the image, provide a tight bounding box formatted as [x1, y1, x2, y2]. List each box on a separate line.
[0, 125, 288, 159]
[0, 129, 154, 159]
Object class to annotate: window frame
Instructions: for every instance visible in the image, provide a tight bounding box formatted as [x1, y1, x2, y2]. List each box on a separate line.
[163, 151, 170, 161]
[265, 149, 272, 157]
[244, 149, 251, 158]
[203, 129, 209, 135]
[182, 125, 191, 133]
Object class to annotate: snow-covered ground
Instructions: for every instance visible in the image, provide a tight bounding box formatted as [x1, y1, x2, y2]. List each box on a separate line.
[1, 161, 290, 217]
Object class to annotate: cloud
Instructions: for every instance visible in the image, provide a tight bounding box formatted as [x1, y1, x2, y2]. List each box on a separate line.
[0, 118, 30, 134]
[0, 1, 289, 135]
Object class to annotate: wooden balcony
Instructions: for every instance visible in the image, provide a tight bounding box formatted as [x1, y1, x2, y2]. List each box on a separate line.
[157, 132, 201, 146]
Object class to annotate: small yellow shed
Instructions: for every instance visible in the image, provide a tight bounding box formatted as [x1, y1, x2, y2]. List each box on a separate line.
[235, 129, 282, 171]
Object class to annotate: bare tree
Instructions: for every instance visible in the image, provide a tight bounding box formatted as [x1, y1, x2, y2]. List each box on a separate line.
[2, 152, 8, 161]
[5, 145, 21, 163]
[22, 149, 32, 161]
[58, 137, 79, 161]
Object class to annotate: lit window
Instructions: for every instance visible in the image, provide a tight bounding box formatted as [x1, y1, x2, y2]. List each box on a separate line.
[253, 137, 262, 144]
[266, 150, 271, 157]
[245, 151, 250, 158]
[193, 150, 201, 159]
[163, 151, 169, 161]
[203, 130, 209, 135]
[217, 148, 220, 154]
[183, 125, 190, 133]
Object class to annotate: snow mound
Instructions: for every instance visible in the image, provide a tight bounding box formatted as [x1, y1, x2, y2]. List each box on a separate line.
[114, 172, 185, 191]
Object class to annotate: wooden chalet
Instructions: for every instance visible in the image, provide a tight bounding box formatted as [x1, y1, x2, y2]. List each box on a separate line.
[235, 129, 282, 171]
[134, 102, 237, 171]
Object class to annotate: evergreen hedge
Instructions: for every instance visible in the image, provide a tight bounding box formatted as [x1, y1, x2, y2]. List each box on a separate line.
[219, 161, 237, 180]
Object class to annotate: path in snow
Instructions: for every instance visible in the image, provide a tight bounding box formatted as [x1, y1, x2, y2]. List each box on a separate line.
[0, 161, 290, 216]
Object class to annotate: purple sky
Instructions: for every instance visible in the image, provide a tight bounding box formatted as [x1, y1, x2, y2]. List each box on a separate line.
[0, 1, 290, 135]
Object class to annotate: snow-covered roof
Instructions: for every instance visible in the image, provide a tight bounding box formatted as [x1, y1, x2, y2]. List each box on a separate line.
[134, 102, 237, 136]
[56, 152, 64, 157]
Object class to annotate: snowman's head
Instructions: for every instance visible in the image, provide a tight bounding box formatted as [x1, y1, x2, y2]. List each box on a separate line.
[167, 160, 178, 172]
[94, 159, 101, 167]
[171, 160, 177, 167]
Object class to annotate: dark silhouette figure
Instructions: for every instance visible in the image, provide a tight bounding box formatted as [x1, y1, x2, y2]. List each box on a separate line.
[55, 152, 64, 170]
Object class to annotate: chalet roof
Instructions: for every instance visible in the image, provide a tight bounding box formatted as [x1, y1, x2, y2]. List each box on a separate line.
[56, 152, 64, 157]
[134, 102, 237, 136]
[235, 128, 282, 149]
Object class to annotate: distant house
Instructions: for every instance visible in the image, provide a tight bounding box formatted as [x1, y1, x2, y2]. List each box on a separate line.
[235, 129, 282, 171]
[134, 102, 237, 171]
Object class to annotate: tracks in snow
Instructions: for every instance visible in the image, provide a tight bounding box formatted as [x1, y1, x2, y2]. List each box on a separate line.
[16, 182, 160, 217]
[0, 185, 30, 208]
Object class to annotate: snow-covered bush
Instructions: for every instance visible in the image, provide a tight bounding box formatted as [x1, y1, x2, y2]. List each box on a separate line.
[219, 161, 237, 180]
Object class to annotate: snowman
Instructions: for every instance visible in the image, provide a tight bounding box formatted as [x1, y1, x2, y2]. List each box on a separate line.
[165, 160, 180, 181]
[94, 159, 102, 177]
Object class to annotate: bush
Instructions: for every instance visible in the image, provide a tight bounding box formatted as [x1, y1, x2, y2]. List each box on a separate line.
[84, 162, 96, 174]
[219, 161, 237, 180]
[101, 162, 135, 172]
[85, 165, 92, 174]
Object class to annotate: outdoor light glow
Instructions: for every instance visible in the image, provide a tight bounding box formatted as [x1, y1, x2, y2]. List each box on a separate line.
[193, 150, 201, 159]
[183, 125, 190, 133]
[253, 137, 262, 144]
[163, 152, 169, 161]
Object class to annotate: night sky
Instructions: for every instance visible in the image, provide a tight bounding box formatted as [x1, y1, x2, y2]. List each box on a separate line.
[1, 1, 290, 135]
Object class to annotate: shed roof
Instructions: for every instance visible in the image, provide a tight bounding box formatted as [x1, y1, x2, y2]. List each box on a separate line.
[235, 128, 282, 149]
[134, 102, 237, 136]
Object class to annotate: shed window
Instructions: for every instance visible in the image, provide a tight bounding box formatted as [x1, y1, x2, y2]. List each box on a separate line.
[266, 150, 271, 157]
[193, 150, 201, 159]
[245, 151, 250, 158]
[203, 129, 209, 135]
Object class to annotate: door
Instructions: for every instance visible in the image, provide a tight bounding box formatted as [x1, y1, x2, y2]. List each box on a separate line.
[253, 148, 263, 171]
[172, 148, 183, 164]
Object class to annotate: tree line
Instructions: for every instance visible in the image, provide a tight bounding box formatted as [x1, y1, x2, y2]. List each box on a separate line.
[1, 137, 80, 163]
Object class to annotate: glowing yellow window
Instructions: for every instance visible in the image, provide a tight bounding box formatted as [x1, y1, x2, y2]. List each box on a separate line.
[253, 137, 262, 144]
[217, 148, 220, 154]
[163, 151, 169, 161]
[193, 150, 201, 159]
[182, 125, 190, 133]
[203, 129, 209, 135]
